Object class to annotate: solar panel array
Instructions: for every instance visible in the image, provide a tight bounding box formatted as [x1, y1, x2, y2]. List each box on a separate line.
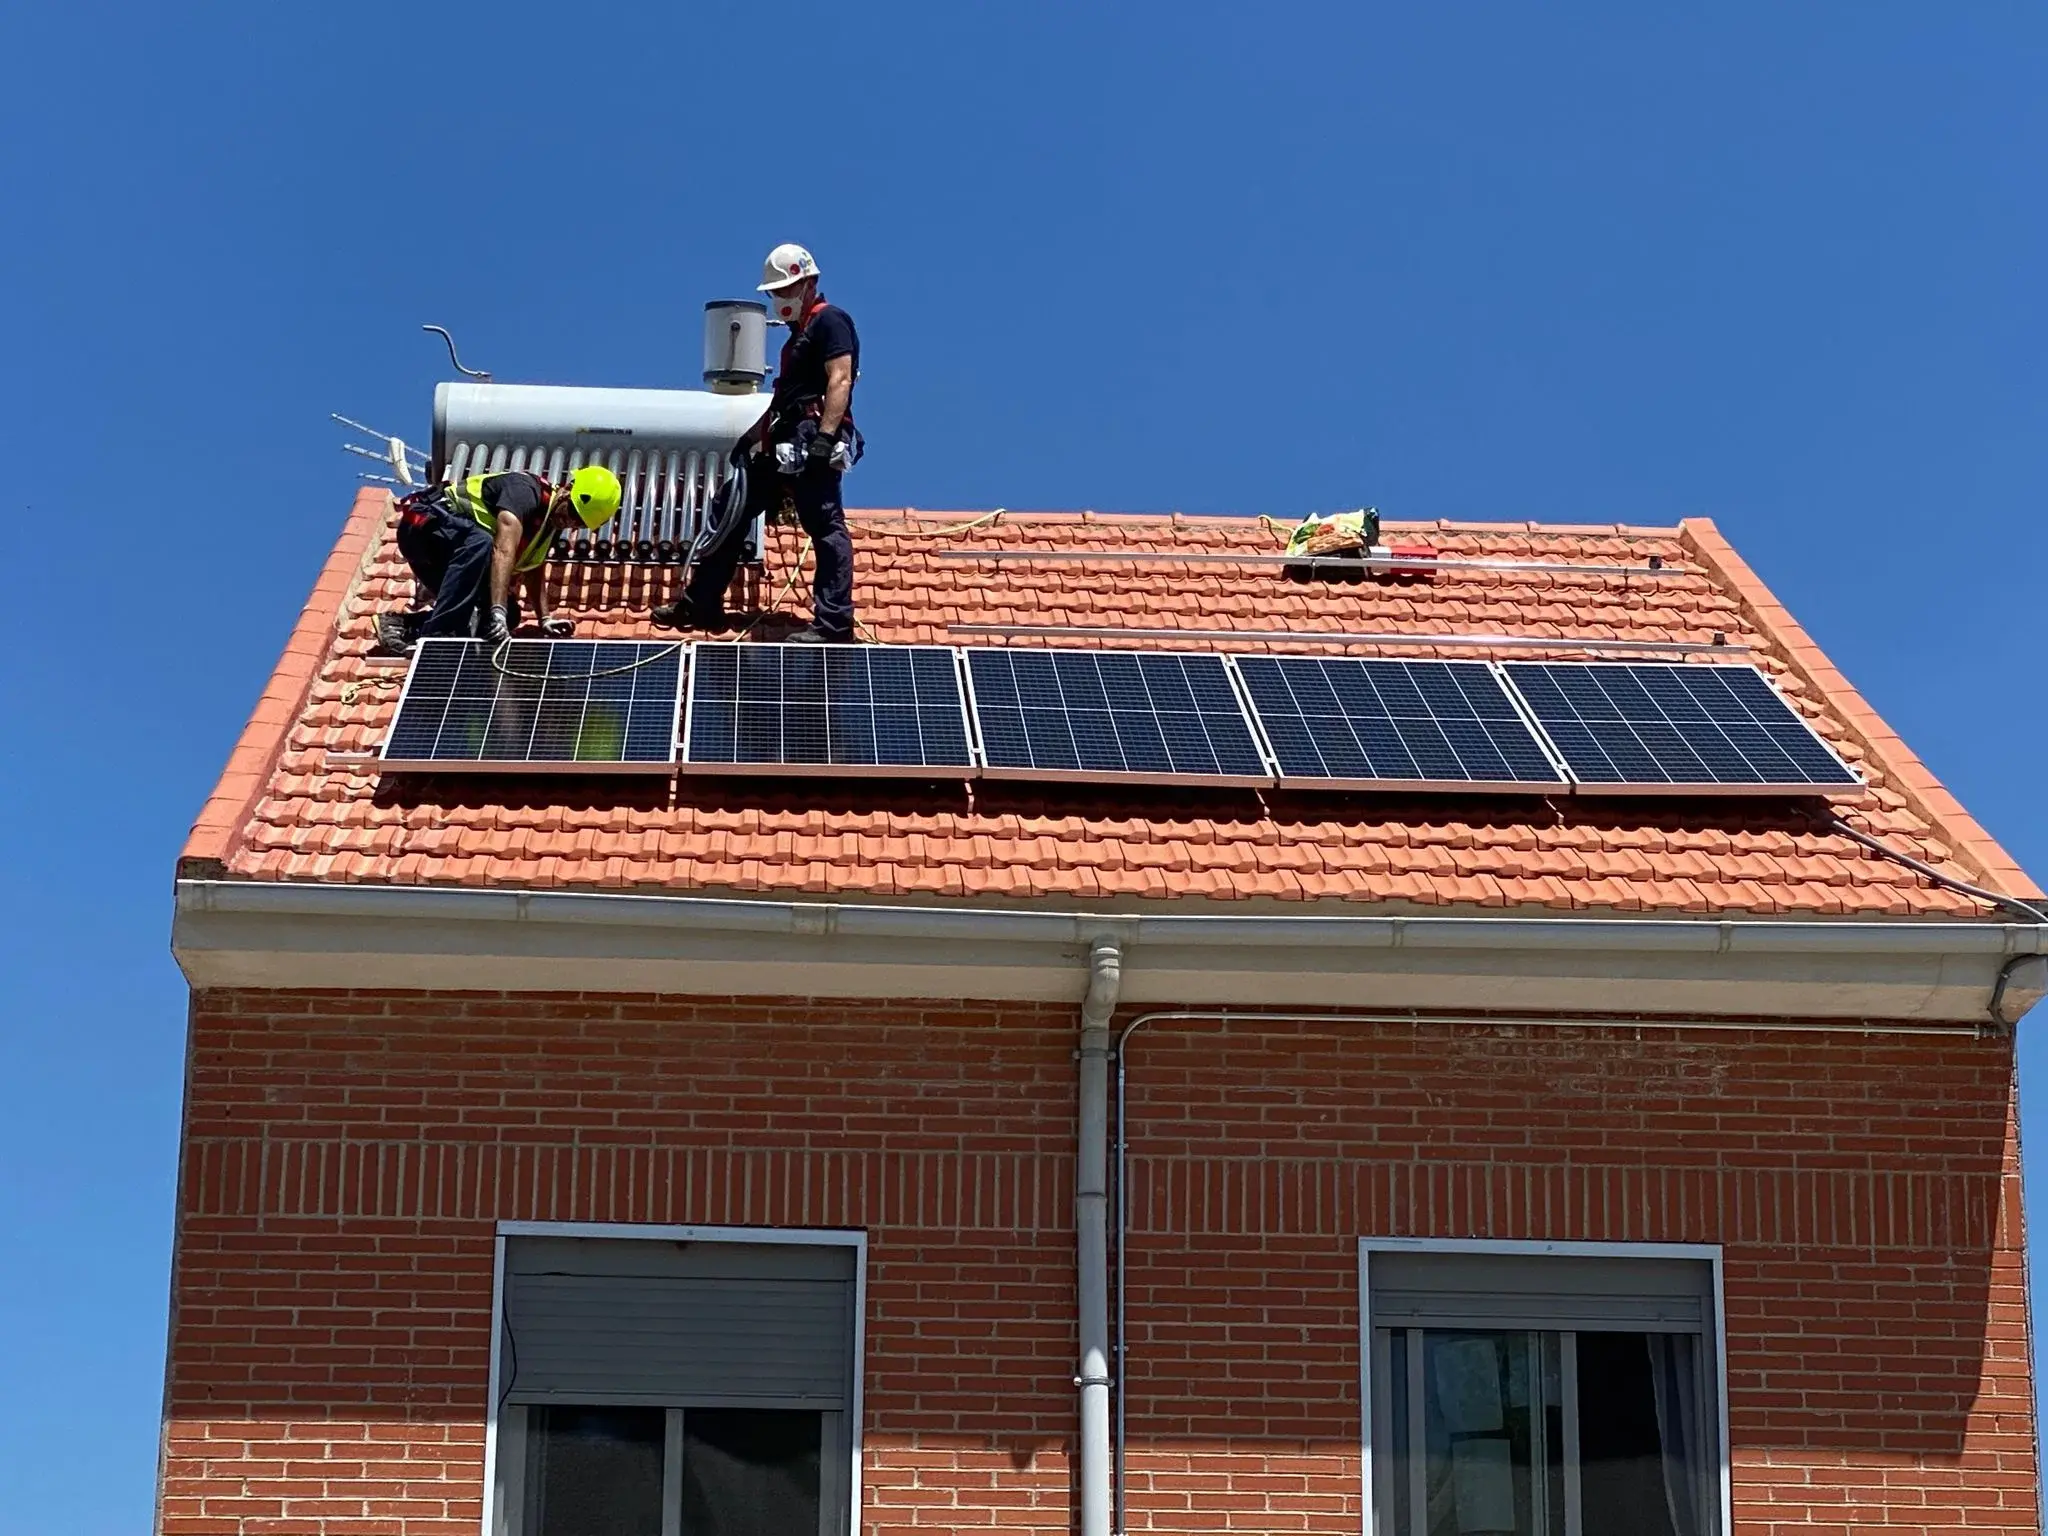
[1234, 656, 1568, 792]
[1501, 662, 1859, 793]
[380, 640, 1860, 798]
[965, 649, 1269, 784]
[682, 643, 974, 775]
[381, 638, 682, 773]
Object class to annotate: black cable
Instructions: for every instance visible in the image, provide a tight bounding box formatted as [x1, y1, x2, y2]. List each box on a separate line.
[497, 1302, 519, 1410]
[484, 636, 685, 683]
[1819, 811, 2048, 925]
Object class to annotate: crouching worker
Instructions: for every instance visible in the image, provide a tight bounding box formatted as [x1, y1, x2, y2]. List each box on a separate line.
[376, 465, 622, 656]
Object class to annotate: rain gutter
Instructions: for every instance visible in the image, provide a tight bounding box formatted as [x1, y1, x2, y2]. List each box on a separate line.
[173, 879, 2047, 1024]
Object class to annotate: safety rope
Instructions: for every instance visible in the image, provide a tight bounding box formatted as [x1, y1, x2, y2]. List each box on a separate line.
[885, 508, 1007, 538]
[358, 504, 1011, 700]
[737, 535, 814, 641]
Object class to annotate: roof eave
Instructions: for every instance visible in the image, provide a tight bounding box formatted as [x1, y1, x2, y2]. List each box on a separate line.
[171, 879, 2048, 1024]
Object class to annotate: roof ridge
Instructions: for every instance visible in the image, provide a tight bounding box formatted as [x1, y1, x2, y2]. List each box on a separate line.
[180, 488, 391, 878]
[1678, 516, 2039, 900]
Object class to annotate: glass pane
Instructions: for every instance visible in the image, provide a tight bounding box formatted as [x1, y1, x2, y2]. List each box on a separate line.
[525, 1405, 666, 1536]
[1576, 1332, 1701, 1536]
[681, 1408, 822, 1536]
[1420, 1330, 1562, 1536]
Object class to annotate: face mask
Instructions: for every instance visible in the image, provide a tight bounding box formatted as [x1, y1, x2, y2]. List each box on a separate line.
[767, 283, 810, 325]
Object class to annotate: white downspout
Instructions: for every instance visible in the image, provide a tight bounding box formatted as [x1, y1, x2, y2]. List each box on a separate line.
[1076, 937, 1122, 1536]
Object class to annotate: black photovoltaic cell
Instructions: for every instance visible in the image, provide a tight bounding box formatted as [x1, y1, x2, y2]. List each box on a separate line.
[965, 650, 1271, 784]
[382, 638, 682, 772]
[1500, 662, 1859, 792]
[1235, 656, 1568, 790]
[684, 643, 974, 774]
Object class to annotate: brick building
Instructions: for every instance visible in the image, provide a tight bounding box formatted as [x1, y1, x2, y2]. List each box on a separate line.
[166, 492, 2045, 1535]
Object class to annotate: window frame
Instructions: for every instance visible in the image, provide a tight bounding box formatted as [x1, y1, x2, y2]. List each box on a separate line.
[1357, 1236, 1731, 1536]
[482, 1220, 867, 1536]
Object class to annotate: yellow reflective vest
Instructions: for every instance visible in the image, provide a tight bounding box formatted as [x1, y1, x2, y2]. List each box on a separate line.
[446, 473, 555, 573]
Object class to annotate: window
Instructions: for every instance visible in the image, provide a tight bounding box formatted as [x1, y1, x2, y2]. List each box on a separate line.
[1363, 1243, 1723, 1536]
[489, 1229, 860, 1536]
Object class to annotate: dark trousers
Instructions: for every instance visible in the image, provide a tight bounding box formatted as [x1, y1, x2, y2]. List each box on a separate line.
[686, 463, 854, 639]
[396, 499, 509, 638]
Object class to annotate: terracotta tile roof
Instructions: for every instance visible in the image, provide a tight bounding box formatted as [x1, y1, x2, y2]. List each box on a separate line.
[180, 490, 2038, 917]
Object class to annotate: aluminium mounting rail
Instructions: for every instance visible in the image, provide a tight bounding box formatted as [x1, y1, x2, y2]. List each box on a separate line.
[946, 624, 1746, 655]
[927, 549, 1681, 577]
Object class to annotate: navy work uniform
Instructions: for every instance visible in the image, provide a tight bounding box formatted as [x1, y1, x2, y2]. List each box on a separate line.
[681, 295, 862, 640]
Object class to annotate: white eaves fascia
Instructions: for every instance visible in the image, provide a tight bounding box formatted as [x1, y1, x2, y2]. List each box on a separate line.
[170, 879, 2048, 1023]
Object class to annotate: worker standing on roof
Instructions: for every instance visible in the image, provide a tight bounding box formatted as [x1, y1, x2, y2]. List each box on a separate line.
[655, 243, 864, 644]
[375, 466, 622, 656]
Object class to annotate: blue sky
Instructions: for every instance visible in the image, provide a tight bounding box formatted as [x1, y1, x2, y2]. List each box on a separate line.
[1, 3, 2042, 1529]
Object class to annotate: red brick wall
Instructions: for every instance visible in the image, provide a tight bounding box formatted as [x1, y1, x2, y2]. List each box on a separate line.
[161, 991, 2037, 1535]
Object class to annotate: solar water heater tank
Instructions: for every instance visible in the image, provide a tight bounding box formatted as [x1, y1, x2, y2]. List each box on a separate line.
[703, 300, 769, 394]
[431, 380, 772, 563]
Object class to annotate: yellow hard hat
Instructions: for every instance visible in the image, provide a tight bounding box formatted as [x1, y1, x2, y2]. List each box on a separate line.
[566, 465, 621, 529]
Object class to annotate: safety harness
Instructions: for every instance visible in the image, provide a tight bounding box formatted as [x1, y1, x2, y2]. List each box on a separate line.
[765, 297, 865, 466]
[398, 472, 558, 572]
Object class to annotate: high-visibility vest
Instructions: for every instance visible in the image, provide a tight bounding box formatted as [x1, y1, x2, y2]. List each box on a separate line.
[447, 473, 555, 572]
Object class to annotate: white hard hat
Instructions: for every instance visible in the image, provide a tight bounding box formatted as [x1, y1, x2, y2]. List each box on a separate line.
[757, 243, 820, 292]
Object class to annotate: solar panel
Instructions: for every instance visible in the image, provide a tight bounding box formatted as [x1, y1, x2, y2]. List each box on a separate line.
[381, 638, 683, 773]
[682, 642, 976, 776]
[964, 649, 1272, 786]
[1234, 656, 1569, 792]
[1500, 662, 1860, 794]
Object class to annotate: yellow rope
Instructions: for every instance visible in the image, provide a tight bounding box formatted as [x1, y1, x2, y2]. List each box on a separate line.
[737, 535, 814, 640]
[884, 508, 1007, 538]
[339, 675, 402, 705]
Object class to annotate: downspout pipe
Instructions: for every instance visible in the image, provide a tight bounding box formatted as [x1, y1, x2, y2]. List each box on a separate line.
[1076, 938, 1122, 1536]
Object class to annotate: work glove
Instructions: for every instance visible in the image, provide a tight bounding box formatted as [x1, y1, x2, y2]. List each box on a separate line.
[540, 617, 576, 638]
[805, 423, 836, 466]
[486, 606, 511, 644]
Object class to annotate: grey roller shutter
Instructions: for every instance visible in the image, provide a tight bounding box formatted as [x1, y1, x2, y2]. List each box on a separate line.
[504, 1237, 856, 1409]
[1370, 1250, 1710, 1333]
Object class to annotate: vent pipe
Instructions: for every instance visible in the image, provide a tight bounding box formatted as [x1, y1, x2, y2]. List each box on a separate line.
[703, 300, 768, 394]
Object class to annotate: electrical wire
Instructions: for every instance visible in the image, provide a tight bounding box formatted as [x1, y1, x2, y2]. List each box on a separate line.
[1820, 810, 2048, 925]
[485, 636, 684, 683]
[497, 1302, 519, 1410]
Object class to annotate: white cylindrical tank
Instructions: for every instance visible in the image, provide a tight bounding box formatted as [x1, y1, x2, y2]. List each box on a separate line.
[433, 382, 769, 456]
[430, 382, 772, 564]
[702, 300, 769, 394]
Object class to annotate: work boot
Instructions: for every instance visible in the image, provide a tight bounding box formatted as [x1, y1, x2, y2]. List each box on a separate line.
[650, 598, 730, 633]
[372, 612, 416, 658]
[787, 626, 855, 645]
